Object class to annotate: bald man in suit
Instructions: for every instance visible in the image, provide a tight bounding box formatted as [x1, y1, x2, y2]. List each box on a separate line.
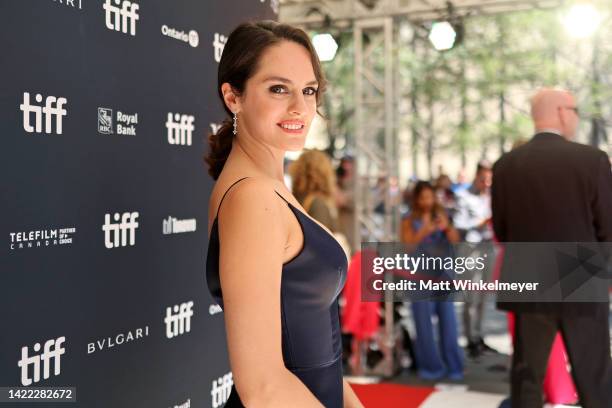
[492, 88, 612, 408]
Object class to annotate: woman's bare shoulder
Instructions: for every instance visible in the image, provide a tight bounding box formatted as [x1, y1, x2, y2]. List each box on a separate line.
[216, 176, 285, 222]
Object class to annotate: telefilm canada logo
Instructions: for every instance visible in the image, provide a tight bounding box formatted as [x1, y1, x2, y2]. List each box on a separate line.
[97, 107, 139, 135]
[9, 227, 76, 251]
[161, 24, 199, 48]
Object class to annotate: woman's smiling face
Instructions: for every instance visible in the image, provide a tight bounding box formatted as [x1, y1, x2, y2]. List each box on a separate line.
[237, 40, 319, 151]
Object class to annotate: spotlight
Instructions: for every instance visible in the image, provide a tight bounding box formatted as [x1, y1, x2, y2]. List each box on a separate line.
[562, 3, 602, 38]
[312, 33, 338, 62]
[429, 21, 457, 51]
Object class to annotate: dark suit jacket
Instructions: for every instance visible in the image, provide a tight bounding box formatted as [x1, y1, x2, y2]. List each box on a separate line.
[492, 132, 612, 314]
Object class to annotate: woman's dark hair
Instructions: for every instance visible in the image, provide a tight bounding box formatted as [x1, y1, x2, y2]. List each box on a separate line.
[205, 20, 327, 180]
[410, 180, 444, 218]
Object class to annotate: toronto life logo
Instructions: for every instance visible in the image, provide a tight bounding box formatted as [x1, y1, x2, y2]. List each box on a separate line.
[162, 216, 197, 235]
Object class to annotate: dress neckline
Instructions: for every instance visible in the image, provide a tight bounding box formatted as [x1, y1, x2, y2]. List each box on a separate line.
[210, 191, 345, 267]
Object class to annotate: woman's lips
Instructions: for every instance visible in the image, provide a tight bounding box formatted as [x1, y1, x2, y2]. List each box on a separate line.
[277, 121, 305, 134]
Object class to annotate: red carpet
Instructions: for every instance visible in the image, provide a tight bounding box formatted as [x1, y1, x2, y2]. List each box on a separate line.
[350, 383, 436, 408]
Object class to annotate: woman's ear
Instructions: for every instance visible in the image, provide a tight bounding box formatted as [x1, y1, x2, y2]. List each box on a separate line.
[221, 83, 241, 113]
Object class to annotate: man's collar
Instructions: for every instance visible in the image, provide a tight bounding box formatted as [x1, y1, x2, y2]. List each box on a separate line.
[536, 128, 562, 136]
[532, 131, 565, 142]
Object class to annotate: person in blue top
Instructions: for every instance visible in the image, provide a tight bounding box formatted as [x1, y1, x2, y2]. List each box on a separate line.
[401, 180, 465, 381]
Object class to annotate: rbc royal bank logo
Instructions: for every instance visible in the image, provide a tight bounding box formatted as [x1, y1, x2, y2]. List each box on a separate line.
[98, 108, 138, 135]
[98, 108, 113, 134]
[18, 337, 66, 386]
[103, 0, 139, 36]
[20, 92, 67, 135]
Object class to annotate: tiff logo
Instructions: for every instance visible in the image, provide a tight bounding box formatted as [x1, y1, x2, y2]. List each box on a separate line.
[212, 33, 227, 63]
[20, 92, 67, 135]
[165, 301, 194, 339]
[103, 0, 139, 36]
[211, 372, 233, 408]
[18, 337, 66, 386]
[102, 212, 139, 249]
[210, 122, 222, 135]
[166, 113, 195, 146]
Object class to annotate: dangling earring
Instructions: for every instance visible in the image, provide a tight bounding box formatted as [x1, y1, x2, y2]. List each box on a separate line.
[232, 112, 238, 135]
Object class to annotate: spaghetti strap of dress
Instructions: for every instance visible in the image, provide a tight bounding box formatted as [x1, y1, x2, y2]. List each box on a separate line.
[214, 176, 250, 220]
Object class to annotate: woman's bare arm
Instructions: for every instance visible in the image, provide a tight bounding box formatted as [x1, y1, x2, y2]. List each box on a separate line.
[218, 178, 324, 407]
[342, 379, 364, 408]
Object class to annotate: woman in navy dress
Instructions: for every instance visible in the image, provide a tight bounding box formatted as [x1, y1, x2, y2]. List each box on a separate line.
[204, 21, 364, 408]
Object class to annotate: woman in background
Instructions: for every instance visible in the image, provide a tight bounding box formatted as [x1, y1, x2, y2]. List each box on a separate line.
[289, 149, 351, 259]
[401, 181, 464, 381]
[289, 149, 339, 231]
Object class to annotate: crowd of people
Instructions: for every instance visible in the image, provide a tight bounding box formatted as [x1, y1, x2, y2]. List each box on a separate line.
[204, 17, 609, 407]
[284, 88, 611, 408]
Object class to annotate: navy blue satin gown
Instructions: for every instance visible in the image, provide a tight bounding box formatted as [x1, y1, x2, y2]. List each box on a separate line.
[206, 177, 348, 407]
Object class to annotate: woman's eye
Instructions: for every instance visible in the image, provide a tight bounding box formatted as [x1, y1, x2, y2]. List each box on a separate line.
[270, 85, 288, 94]
[303, 87, 318, 96]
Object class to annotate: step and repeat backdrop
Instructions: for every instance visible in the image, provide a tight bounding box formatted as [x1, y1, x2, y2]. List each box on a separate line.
[1, 1, 278, 407]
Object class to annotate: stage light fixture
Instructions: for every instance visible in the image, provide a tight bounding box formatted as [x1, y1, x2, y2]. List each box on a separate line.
[429, 21, 457, 51]
[312, 33, 338, 61]
[562, 3, 602, 38]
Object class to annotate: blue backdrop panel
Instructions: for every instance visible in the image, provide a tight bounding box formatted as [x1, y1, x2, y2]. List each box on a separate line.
[1, 1, 277, 407]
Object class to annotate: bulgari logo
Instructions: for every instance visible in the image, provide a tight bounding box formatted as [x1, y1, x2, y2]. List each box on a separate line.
[87, 326, 150, 355]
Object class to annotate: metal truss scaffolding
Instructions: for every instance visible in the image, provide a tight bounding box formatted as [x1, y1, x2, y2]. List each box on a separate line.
[353, 17, 400, 377]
